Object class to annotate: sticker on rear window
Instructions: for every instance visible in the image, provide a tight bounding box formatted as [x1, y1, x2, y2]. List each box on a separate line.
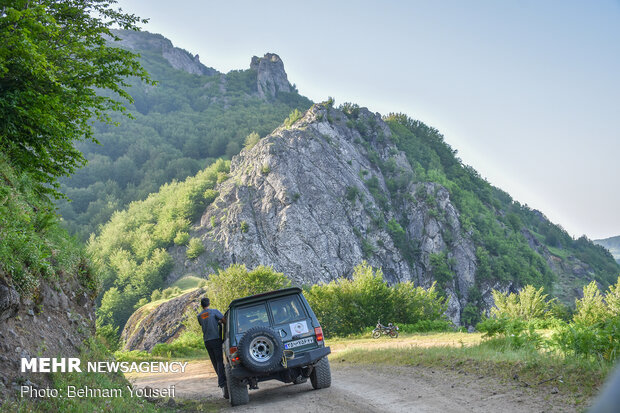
[289, 320, 308, 335]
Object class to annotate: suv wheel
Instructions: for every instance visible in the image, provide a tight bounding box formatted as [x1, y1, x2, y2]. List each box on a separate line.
[225, 364, 249, 406]
[310, 357, 331, 389]
[238, 326, 284, 373]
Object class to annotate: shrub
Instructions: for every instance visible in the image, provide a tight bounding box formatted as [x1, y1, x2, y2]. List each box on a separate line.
[150, 289, 162, 301]
[573, 281, 609, 326]
[203, 189, 218, 205]
[477, 317, 544, 350]
[205, 264, 291, 311]
[491, 285, 549, 321]
[240, 221, 249, 233]
[244, 132, 260, 149]
[345, 186, 360, 202]
[283, 108, 303, 128]
[173, 231, 190, 246]
[361, 239, 374, 257]
[305, 262, 447, 337]
[186, 238, 205, 259]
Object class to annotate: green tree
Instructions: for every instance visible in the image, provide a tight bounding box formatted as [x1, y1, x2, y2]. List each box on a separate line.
[205, 264, 291, 311]
[490, 285, 549, 321]
[574, 281, 609, 326]
[0, 0, 152, 195]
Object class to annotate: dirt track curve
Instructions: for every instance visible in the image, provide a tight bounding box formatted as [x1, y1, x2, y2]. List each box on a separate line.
[127, 359, 579, 412]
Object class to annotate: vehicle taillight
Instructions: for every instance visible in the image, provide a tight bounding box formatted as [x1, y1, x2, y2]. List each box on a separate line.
[229, 347, 240, 364]
[314, 327, 323, 342]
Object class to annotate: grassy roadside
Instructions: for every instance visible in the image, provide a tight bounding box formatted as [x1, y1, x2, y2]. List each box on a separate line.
[0, 337, 219, 413]
[328, 332, 612, 408]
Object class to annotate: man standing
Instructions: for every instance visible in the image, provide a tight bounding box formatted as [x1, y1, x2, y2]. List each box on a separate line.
[197, 297, 228, 398]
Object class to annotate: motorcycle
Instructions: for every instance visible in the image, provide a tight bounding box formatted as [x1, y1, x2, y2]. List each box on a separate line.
[372, 319, 399, 338]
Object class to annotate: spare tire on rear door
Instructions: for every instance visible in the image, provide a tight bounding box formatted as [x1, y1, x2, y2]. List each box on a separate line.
[238, 326, 284, 373]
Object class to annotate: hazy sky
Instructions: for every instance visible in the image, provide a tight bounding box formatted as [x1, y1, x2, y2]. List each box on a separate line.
[115, 0, 619, 240]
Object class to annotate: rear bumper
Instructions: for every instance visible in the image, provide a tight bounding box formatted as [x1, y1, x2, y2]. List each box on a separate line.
[230, 346, 331, 378]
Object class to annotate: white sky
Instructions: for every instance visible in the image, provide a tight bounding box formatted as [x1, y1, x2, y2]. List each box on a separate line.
[114, 0, 620, 240]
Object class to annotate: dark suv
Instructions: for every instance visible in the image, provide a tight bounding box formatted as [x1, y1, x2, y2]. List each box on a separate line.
[222, 287, 331, 406]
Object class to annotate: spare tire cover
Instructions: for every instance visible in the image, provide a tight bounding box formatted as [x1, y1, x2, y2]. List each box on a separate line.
[237, 326, 284, 373]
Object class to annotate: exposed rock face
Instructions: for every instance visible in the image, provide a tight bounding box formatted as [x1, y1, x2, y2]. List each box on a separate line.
[0, 277, 95, 397]
[250, 53, 291, 99]
[111, 29, 217, 76]
[122, 288, 205, 351]
[170, 105, 477, 324]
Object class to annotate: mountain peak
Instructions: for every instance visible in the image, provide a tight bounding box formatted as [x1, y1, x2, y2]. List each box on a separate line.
[250, 53, 291, 98]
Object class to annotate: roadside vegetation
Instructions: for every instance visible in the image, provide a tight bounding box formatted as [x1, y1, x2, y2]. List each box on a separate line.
[331, 278, 620, 405]
[115, 263, 618, 408]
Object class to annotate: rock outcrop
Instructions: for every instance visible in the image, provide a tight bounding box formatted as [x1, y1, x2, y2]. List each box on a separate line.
[0, 276, 95, 397]
[111, 29, 217, 76]
[122, 288, 204, 351]
[250, 53, 291, 99]
[169, 104, 477, 324]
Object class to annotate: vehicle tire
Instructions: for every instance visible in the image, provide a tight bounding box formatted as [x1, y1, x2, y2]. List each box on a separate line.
[372, 330, 381, 339]
[238, 326, 284, 373]
[310, 357, 331, 389]
[389, 330, 399, 338]
[225, 364, 248, 406]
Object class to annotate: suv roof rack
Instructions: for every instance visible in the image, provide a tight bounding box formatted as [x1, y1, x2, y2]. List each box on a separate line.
[228, 287, 303, 308]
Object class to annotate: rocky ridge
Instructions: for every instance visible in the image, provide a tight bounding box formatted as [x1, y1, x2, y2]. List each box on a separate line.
[169, 104, 479, 324]
[111, 29, 217, 76]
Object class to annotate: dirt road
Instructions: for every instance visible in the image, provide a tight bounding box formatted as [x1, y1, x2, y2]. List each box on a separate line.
[127, 359, 578, 412]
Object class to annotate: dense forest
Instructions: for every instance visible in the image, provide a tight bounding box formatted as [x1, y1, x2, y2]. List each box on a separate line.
[56, 30, 312, 239]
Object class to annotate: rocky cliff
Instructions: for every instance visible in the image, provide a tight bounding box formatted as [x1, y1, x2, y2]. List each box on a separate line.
[168, 104, 478, 323]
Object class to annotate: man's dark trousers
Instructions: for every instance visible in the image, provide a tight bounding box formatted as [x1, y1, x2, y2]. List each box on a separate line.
[205, 338, 226, 388]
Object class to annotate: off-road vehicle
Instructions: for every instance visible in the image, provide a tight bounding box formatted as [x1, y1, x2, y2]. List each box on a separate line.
[221, 287, 331, 406]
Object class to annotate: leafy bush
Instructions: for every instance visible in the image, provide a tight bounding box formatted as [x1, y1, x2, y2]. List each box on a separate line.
[283, 108, 304, 128]
[573, 281, 609, 326]
[345, 185, 360, 202]
[477, 317, 544, 350]
[305, 262, 447, 337]
[398, 320, 454, 333]
[490, 285, 550, 321]
[173, 231, 190, 246]
[244, 132, 260, 149]
[552, 317, 620, 362]
[204, 264, 291, 311]
[186, 238, 205, 259]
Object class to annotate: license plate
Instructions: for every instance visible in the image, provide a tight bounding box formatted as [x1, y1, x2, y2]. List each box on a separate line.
[285, 337, 314, 349]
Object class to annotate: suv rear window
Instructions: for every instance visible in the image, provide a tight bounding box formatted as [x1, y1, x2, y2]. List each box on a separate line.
[270, 295, 306, 325]
[236, 303, 270, 333]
